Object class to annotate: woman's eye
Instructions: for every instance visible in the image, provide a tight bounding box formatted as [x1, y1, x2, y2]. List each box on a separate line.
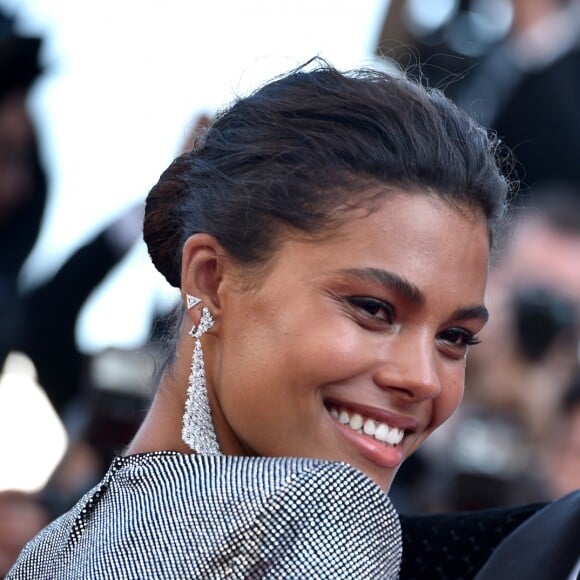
[439, 327, 481, 348]
[347, 297, 394, 324]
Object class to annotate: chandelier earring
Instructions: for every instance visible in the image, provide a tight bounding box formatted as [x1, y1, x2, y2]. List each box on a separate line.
[181, 294, 221, 454]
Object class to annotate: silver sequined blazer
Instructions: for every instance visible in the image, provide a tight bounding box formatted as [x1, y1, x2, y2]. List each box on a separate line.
[8, 453, 402, 579]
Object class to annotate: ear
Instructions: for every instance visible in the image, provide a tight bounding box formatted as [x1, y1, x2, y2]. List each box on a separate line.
[180, 233, 231, 327]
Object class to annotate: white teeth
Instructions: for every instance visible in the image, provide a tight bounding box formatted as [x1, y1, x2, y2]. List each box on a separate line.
[363, 418, 376, 436]
[374, 423, 390, 443]
[329, 406, 405, 446]
[375, 423, 404, 445]
[349, 413, 363, 431]
[389, 428, 404, 446]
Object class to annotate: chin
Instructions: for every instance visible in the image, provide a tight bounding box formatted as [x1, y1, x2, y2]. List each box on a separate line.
[329, 451, 399, 492]
[362, 465, 397, 492]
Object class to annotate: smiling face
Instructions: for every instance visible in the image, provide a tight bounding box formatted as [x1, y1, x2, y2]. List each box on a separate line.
[207, 190, 490, 491]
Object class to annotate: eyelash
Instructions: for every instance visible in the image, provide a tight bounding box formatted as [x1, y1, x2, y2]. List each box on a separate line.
[346, 296, 481, 348]
[438, 328, 481, 348]
[347, 296, 394, 324]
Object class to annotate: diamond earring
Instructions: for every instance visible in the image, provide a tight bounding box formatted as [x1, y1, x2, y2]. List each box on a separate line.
[181, 300, 221, 454]
[186, 294, 201, 310]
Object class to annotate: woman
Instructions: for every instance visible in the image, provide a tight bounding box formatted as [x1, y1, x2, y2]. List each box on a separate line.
[8, 60, 509, 579]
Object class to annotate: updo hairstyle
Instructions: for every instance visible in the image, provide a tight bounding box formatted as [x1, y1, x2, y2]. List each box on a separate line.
[144, 59, 510, 289]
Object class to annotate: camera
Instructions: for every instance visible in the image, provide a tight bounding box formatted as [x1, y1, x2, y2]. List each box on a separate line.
[513, 286, 577, 362]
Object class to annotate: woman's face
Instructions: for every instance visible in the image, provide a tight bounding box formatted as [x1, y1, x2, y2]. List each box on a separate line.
[210, 190, 490, 491]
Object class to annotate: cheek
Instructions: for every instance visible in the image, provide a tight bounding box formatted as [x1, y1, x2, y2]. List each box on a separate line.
[432, 368, 466, 430]
[222, 322, 365, 401]
[296, 327, 368, 383]
[215, 316, 368, 430]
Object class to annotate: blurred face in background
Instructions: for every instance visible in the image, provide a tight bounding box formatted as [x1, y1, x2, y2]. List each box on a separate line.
[0, 91, 37, 226]
[465, 210, 580, 439]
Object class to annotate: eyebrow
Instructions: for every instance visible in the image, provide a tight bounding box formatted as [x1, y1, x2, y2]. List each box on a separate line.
[338, 267, 426, 305]
[450, 304, 489, 324]
[337, 267, 489, 322]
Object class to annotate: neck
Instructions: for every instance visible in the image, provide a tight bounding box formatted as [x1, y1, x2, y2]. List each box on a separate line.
[125, 385, 191, 456]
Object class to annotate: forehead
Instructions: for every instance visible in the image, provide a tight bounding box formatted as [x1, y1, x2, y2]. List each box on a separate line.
[319, 189, 488, 250]
[314, 184, 487, 244]
[265, 189, 490, 301]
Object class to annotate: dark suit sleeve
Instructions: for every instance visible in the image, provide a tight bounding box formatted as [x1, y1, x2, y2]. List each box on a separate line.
[474, 490, 580, 580]
[400, 502, 545, 579]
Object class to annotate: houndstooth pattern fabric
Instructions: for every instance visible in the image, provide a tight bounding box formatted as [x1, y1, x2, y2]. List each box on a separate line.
[8, 453, 402, 579]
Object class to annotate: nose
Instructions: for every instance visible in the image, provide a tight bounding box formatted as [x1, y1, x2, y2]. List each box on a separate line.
[373, 332, 441, 402]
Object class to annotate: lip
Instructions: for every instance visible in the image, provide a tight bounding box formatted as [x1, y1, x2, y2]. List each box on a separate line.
[324, 399, 419, 470]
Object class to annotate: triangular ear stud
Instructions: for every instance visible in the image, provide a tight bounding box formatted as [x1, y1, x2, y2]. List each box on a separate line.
[186, 294, 201, 310]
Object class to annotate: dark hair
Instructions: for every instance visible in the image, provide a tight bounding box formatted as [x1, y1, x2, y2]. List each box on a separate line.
[144, 59, 511, 288]
[0, 9, 43, 99]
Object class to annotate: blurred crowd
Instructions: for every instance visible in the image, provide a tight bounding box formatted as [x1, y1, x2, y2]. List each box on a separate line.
[0, 0, 579, 575]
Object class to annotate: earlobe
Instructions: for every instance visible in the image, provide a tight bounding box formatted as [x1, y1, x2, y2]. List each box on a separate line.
[181, 233, 226, 319]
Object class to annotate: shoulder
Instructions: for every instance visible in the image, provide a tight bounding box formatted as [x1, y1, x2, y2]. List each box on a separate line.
[7, 454, 402, 579]
[136, 454, 403, 576]
[199, 456, 402, 578]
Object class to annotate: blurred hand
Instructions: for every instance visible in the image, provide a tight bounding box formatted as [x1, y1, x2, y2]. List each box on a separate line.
[0, 491, 49, 576]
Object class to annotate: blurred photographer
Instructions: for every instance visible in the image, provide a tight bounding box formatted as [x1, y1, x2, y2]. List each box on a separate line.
[542, 372, 580, 498]
[0, 7, 143, 419]
[467, 187, 580, 436]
